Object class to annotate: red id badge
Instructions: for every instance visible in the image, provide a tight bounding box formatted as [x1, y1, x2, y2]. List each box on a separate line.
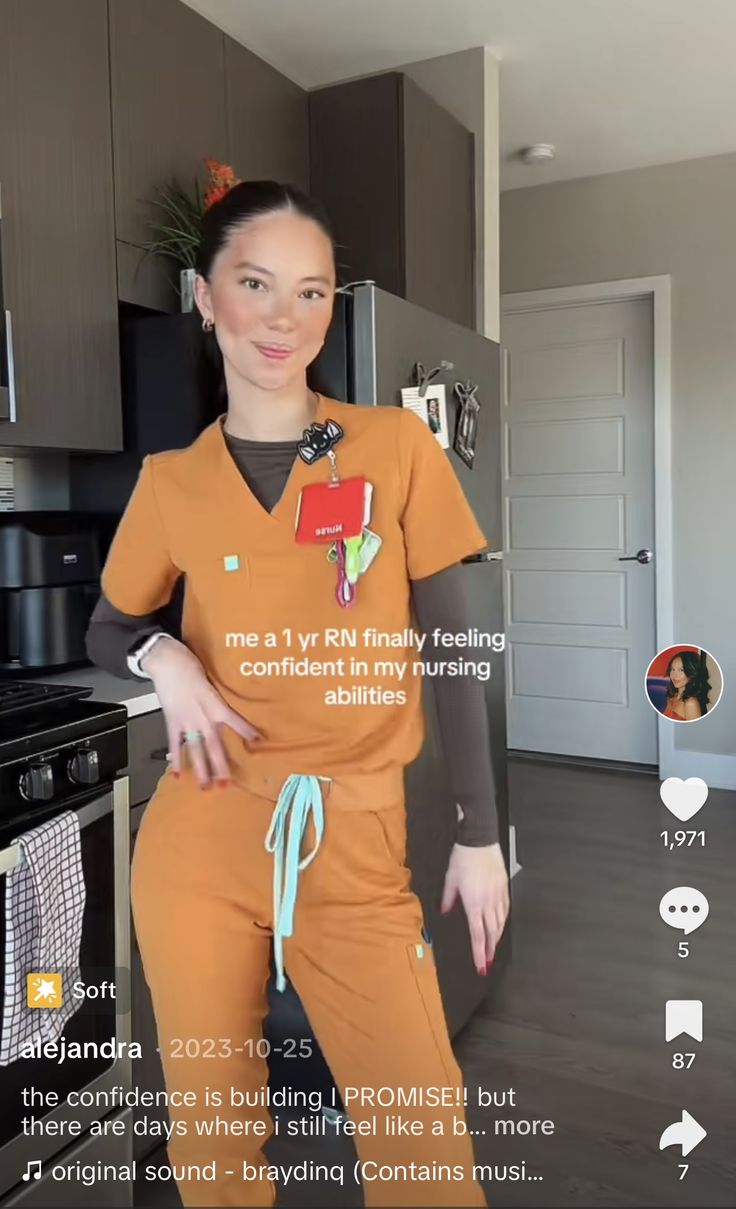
[295, 477, 371, 544]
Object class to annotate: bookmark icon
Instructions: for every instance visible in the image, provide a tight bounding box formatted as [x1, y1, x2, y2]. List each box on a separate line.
[665, 1000, 703, 1042]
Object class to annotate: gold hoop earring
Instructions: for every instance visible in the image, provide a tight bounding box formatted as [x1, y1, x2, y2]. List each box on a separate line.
[202, 318, 214, 332]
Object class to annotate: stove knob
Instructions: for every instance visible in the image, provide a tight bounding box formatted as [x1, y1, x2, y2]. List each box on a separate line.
[19, 762, 55, 802]
[68, 748, 100, 786]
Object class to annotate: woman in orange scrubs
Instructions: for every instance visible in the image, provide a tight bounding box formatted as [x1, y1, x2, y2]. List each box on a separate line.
[100, 181, 508, 1208]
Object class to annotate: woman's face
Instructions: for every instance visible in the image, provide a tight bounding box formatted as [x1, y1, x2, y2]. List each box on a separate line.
[197, 209, 336, 391]
[669, 657, 688, 690]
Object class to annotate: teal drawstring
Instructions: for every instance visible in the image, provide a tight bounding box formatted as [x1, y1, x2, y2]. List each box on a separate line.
[264, 774, 328, 992]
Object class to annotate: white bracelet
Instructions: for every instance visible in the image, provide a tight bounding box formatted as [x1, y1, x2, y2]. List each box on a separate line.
[126, 631, 173, 680]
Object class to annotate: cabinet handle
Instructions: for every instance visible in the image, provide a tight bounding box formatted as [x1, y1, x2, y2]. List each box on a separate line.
[0, 183, 18, 424]
[4, 310, 17, 423]
[150, 746, 169, 762]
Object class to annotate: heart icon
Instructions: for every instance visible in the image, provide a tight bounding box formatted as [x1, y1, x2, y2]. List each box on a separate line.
[660, 777, 709, 821]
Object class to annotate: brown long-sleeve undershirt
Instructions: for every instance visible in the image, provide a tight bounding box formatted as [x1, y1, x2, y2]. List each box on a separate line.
[86, 432, 499, 846]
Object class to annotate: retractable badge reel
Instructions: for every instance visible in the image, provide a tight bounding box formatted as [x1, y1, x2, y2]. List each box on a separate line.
[294, 418, 378, 607]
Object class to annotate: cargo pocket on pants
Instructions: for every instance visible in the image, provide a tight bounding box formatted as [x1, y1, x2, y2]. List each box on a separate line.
[406, 940, 461, 1089]
[367, 802, 408, 871]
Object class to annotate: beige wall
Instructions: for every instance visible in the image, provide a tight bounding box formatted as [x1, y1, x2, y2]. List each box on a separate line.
[500, 152, 735, 758]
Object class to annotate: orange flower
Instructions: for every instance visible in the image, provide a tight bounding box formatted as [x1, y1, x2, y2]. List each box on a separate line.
[203, 159, 240, 209]
[205, 159, 237, 186]
[204, 184, 230, 209]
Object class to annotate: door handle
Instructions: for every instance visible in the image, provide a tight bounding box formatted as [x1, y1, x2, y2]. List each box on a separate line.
[461, 551, 502, 563]
[618, 548, 653, 564]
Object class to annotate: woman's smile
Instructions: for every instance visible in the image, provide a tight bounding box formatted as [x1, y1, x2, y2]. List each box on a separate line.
[254, 342, 295, 360]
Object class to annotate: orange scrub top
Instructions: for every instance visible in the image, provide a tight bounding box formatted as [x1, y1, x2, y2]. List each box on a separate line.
[101, 394, 488, 779]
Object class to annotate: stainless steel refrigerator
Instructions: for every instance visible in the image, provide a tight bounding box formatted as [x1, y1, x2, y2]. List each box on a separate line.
[309, 283, 510, 1034]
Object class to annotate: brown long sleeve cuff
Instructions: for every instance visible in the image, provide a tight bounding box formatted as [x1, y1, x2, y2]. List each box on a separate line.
[84, 594, 167, 680]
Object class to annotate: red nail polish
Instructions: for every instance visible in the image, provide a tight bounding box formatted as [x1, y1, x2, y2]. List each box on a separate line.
[201, 783, 210, 791]
[216, 778, 230, 789]
[172, 771, 180, 779]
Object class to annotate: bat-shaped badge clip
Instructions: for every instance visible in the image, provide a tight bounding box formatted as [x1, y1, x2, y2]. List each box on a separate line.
[296, 418, 344, 464]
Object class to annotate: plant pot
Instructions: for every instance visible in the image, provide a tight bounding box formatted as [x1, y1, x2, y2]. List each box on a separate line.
[179, 267, 197, 313]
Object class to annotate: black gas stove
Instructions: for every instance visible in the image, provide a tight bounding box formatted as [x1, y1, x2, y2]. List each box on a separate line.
[0, 680, 131, 1183]
[0, 679, 128, 828]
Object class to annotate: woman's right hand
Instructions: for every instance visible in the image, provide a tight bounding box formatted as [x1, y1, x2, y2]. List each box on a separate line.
[141, 636, 262, 788]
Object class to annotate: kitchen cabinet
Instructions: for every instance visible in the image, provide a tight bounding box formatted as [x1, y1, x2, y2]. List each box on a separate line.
[109, 0, 229, 311]
[109, 5, 310, 314]
[309, 73, 475, 329]
[225, 36, 309, 191]
[0, 0, 121, 452]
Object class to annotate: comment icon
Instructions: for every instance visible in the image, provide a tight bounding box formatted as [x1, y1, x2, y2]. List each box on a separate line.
[659, 887, 709, 934]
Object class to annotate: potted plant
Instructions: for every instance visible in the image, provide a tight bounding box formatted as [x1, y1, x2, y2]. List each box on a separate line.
[139, 159, 240, 311]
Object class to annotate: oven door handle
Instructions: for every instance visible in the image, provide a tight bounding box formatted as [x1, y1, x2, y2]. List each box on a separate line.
[0, 793, 114, 875]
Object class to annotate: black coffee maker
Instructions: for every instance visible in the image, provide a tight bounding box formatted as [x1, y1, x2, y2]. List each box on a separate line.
[0, 512, 102, 671]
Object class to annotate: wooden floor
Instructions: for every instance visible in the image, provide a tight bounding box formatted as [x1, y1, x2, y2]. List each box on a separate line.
[135, 756, 736, 1208]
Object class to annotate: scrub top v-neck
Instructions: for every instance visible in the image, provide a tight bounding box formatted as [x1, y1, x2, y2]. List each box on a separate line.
[221, 430, 299, 516]
[216, 393, 333, 533]
[101, 393, 488, 780]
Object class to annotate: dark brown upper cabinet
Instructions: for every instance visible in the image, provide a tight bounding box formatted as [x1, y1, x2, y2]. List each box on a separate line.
[310, 73, 476, 330]
[109, 0, 229, 311]
[109, 3, 310, 313]
[0, 0, 121, 452]
[225, 37, 309, 192]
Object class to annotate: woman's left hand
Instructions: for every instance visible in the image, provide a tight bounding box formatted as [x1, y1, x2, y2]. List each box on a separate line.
[440, 843, 510, 975]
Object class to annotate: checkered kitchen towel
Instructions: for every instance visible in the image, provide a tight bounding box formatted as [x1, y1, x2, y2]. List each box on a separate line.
[0, 811, 86, 1065]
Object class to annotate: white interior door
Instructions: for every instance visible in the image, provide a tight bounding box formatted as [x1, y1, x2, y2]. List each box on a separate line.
[502, 296, 657, 763]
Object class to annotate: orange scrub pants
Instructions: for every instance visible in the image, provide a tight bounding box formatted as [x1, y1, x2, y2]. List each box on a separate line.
[131, 763, 487, 1208]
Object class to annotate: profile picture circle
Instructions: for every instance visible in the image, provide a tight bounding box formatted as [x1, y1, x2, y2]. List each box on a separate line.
[645, 645, 723, 722]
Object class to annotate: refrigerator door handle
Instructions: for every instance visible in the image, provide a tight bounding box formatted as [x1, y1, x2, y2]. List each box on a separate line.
[462, 550, 504, 564]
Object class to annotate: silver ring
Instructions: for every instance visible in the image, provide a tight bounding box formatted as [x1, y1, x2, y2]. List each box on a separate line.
[182, 729, 205, 744]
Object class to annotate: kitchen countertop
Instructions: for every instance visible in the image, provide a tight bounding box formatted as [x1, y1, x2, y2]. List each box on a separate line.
[41, 665, 160, 718]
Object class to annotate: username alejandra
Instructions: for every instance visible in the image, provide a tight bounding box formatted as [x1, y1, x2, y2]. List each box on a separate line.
[21, 1039, 140, 1066]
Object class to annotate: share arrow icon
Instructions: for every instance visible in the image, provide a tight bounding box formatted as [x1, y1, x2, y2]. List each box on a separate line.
[659, 1110, 707, 1156]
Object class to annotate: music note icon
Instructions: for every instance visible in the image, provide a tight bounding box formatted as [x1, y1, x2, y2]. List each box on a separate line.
[22, 1159, 42, 1181]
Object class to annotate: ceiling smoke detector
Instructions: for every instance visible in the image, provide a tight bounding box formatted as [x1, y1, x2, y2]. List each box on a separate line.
[520, 143, 556, 166]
